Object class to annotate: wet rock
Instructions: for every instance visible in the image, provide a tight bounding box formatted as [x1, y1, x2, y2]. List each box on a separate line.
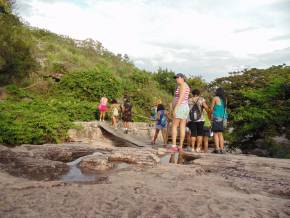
[79, 153, 114, 171]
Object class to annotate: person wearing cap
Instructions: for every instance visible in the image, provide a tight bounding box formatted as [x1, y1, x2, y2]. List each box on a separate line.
[168, 73, 190, 153]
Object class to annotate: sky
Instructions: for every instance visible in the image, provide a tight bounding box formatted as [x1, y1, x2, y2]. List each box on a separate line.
[15, 0, 290, 81]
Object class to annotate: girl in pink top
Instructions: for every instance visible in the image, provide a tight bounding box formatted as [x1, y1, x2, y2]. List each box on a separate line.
[98, 96, 108, 121]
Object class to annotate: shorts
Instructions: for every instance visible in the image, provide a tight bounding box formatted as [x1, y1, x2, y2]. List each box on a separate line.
[188, 121, 204, 137]
[156, 124, 167, 130]
[203, 127, 211, 137]
[175, 104, 189, 120]
[212, 118, 224, 132]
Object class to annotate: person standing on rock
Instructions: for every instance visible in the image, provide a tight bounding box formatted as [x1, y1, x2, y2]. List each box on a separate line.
[122, 96, 132, 134]
[211, 88, 228, 154]
[110, 99, 120, 129]
[98, 96, 108, 122]
[151, 104, 168, 147]
[168, 73, 190, 153]
[188, 89, 209, 153]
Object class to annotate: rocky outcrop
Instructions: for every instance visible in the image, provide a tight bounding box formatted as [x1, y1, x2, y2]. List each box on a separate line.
[79, 153, 114, 171]
[108, 147, 160, 166]
[78, 148, 160, 172]
[0, 145, 68, 180]
[20, 143, 100, 162]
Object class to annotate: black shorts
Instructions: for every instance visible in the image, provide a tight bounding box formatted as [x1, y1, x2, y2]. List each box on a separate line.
[212, 118, 224, 132]
[188, 121, 204, 137]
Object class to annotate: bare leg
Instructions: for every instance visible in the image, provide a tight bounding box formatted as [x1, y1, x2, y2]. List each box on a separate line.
[203, 136, 208, 153]
[172, 118, 180, 146]
[179, 119, 187, 150]
[186, 131, 191, 148]
[191, 137, 197, 151]
[196, 136, 203, 152]
[161, 128, 167, 145]
[214, 133, 220, 150]
[219, 132, 224, 150]
[152, 129, 160, 144]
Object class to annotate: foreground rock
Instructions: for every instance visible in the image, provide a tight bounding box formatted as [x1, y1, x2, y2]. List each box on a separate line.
[1, 152, 290, 218]
[0, 145, 69, 180]
[80, 153, 114, 171]
[79, 148, 160, 172]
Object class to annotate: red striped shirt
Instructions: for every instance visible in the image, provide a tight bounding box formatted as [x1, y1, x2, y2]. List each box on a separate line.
[175, 84, 190, 105]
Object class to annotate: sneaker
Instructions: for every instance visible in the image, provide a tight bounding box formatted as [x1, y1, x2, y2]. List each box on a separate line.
[219, 149, 226, 154]
[167, 146, 178, 153]
[186, 146, 192, 152]
[212, 149, 219, 154]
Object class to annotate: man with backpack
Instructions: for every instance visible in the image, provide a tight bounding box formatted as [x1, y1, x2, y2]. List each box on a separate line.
[188, 89, 209, 152]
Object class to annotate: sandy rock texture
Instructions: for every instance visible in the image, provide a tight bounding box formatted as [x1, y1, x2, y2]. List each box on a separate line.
[0, 142, 290, 218]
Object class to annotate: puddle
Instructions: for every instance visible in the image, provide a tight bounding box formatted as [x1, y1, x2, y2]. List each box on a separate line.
[60, 156, 99, 183]
[59, 154, 131, 183]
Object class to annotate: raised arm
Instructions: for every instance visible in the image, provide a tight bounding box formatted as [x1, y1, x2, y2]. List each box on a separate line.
[210, 97, 217, 112]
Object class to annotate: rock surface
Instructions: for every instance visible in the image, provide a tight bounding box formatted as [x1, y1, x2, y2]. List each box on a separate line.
[80, 153, 114, 171]
[1, 151, 290, 218]
[0, 145, 69, 180]
[1, 124, 290, 218]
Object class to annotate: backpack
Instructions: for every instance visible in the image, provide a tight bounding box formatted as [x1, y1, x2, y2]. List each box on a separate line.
[189, 97, 202, 121]
[113, 107, 119, 116]
[160, 111, 167, 127]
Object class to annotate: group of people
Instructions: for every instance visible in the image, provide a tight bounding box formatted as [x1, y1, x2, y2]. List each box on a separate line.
[168, 73, 227, 153]
[97, 95, 132, 134]
[97, 73, 227, 153]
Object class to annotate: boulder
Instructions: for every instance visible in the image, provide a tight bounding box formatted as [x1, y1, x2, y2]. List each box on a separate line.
[108, 147, 160, 166]
[79, 153, 114, 171]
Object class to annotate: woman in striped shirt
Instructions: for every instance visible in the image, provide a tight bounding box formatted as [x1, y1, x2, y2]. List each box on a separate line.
[168, 73, 190, 152]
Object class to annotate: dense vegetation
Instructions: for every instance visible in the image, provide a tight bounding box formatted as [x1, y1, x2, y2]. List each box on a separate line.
[210, 65, 290, 158]
[0, 1, 289, 158]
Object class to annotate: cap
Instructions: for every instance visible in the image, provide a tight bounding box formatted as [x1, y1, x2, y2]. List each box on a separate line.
[173, 73, 186, 79]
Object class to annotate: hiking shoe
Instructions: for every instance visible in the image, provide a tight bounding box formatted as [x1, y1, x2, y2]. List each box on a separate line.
[167, 146, 178, 153]
[219, 149, 226, 154]
[186, 146, 192, 152]
[212, 149, 219, 154]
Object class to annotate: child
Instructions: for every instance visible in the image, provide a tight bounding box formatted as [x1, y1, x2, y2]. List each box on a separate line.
[98, 96, 108, 121]
[202, 109, 212, 153]
[110, 99, 120, 129]
[122, 96, 132, 134]
[151, 104, 168, 147]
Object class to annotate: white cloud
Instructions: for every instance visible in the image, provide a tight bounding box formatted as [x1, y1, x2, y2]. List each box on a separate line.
[15, 0, 290, 81]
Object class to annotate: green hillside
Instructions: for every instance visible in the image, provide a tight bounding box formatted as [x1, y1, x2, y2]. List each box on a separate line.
[0, 1, 289, 158]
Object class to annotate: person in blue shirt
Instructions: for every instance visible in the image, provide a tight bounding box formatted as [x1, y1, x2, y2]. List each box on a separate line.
[211, 88, 228, 154]
[151, 104, 168, 147]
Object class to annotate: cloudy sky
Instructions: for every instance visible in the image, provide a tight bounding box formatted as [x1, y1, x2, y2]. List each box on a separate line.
[15, 0, 290, 80]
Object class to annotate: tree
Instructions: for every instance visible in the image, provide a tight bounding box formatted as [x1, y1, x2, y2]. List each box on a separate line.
[0, 0, 37, 85]
[210, 65, 290, 158]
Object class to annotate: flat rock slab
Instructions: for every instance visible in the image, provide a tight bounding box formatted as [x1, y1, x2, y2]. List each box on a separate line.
[98, 122, 149, 147]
